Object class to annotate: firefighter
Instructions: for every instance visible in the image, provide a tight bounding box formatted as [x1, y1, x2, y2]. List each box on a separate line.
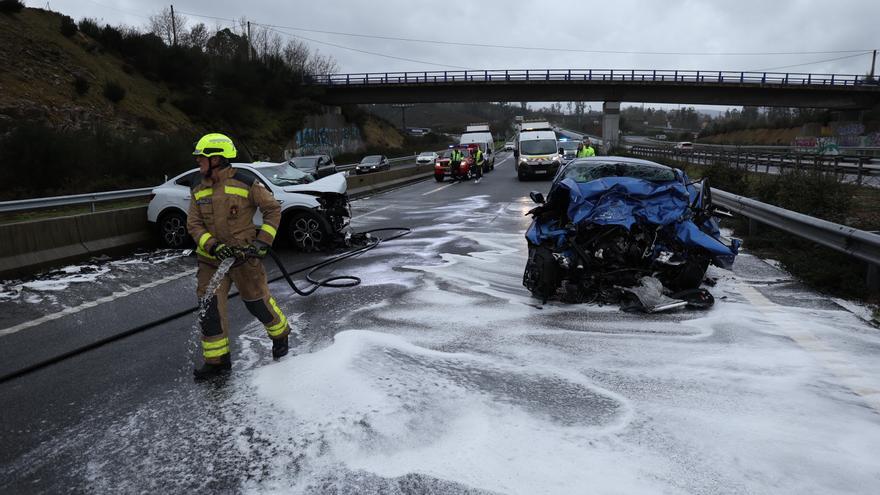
[187, 133, 290, 380]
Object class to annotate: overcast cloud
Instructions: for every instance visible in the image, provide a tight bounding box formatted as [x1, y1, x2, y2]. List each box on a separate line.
[44, 0, 878, 75]
[39, 0, 880, 111]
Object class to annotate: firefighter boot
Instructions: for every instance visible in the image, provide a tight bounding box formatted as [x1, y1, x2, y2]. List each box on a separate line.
[193, 354, 232, 381]
[272, 335, 289, 360]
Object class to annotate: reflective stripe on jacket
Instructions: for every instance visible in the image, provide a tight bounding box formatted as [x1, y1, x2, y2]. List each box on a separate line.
[187, 167, 281, 264]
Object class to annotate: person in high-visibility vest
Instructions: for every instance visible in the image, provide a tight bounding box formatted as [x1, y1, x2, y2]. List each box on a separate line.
[187, 133, 291, 380]
[450, 147, 464, 179]
[577, 140, 596, 158]
[468, 144, 484, 182]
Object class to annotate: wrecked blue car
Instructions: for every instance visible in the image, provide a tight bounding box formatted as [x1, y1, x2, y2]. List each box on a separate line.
[523, 157, 740, 311]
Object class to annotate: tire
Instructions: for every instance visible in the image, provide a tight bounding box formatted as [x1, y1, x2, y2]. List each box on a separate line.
[517, 168, 527, 181]
[287, 211, 329, 252]
[434, 174, 444, 182]
[157, 211, 191, 248]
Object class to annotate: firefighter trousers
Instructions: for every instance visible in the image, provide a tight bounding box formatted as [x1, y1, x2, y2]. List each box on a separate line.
[196, 258, 290, 363]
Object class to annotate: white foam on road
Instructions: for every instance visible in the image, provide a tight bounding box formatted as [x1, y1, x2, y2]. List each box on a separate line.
[245, 227, 880, 494]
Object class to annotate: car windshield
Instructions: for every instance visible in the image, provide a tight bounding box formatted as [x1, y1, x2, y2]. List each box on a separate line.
[257, 164, 314, 185]
[520, 139, 557, 155]
[559, 141, 579, 151]
[289, 157, 319, 170]
[361, 155, 382, 164]
[418, 152, 434, 157]
[561, 161, 676, 183]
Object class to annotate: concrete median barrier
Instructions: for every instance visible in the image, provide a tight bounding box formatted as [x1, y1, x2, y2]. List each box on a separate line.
[0, 206, 153, 279]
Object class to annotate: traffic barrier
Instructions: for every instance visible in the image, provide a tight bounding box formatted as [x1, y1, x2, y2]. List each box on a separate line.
[0, 207, 152, 279]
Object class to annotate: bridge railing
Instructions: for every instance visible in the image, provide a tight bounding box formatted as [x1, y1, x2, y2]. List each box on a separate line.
[309, 69, 878, 87]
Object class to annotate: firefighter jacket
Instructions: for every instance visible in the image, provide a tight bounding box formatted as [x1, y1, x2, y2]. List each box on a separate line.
[187, 166, 281, 264]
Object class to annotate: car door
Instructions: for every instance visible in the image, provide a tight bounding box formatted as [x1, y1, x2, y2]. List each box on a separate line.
[173, 170, 201, 213]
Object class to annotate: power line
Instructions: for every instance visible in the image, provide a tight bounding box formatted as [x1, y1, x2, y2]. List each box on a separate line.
[264, 26, 474, 71]
[174, 9, 873, 58]
[176, 9, 475, 70]
[747, 51, 873, 72]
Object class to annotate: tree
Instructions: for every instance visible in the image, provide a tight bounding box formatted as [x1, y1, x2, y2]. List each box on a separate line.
[183, 23, 210, 51]
[148, 7, 187, 46]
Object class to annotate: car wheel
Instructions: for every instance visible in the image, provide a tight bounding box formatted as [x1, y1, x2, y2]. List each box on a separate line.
[517, 168, 527, 181]
[158, 211, 191, 248]
[434, 174, 444, 182]
[288, 211, 328, 252]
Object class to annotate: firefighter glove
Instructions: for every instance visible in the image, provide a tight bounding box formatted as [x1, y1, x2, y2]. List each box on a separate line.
[212, 243, 236, 260]
[247, 240, 270, 259]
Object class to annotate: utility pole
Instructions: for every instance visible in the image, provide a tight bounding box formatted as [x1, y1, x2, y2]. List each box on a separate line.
[870, 49, 877, 81]
[170, 5, 177, 46]
[247, 21, 251, 61]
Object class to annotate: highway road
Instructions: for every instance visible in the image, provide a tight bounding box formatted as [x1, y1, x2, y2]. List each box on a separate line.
[2, 151, 880, 494]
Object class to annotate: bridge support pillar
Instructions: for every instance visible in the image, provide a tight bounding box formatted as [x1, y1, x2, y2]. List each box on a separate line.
[602, 101, 621, 151]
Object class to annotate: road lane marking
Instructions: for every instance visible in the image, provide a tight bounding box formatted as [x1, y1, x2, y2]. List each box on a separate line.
[0, 269, 197, 337]
[421, 182, 456, 196]
[738, 283, 880, 413]
[351, 204, 393, 220]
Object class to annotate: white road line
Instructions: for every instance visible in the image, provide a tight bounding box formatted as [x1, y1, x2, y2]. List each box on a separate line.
[738, 283, 880, 413]
[494, 154, 512, 168]
[351, 204, 394, 220]
[421, 182, 456, 196]
[0, 269, 196, 337]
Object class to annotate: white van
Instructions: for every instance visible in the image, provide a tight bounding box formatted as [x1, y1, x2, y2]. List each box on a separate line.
[516, 129, 560, 180]
[460, 131, 496, 170]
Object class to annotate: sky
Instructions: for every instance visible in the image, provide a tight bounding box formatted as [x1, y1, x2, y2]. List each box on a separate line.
[39, 0, 880, 110]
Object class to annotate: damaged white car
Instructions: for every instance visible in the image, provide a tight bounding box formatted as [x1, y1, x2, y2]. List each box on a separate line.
[147, 162, 350, 252]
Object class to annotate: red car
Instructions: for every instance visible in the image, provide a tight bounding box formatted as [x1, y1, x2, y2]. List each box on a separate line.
[434, 147, 477, 182]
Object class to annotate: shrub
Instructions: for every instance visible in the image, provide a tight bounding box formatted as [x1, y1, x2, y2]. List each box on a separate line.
[772, 168, 853, 223]
[0, 0, 24, 14]
[73, 74, 89, 95]
[60, 15, 77, 36]
[77, 18, 101, 39]
[102, 81, 126, 103]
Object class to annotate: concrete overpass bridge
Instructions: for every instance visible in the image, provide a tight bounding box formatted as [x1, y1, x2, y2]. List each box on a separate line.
[307, 68, 880, 147]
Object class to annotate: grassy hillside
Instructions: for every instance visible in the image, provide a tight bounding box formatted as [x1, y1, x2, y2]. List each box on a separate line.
[0, 8, 192, 133]
[0, 7, 404, 199]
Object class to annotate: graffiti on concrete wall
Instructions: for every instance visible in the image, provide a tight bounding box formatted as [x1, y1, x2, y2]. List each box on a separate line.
[793, 136, 839, 154]
[292, 126, 362, 156]
[285, 112, 366, 158]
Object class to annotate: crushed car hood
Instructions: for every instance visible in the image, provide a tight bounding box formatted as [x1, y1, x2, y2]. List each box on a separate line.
[527, 176, 738, 268]
[282, 172, 347, 194]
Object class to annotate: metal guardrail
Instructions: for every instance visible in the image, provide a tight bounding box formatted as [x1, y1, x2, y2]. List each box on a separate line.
[1, 155, 425, 215]
[337, 154, 417, 171]
[309, 69, 880, 88]
[708, 187, 880, 267]
[629, 145, 879, 184]
[0, 187, 155, 214]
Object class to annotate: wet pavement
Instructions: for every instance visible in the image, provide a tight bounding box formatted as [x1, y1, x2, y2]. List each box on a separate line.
[2, 152, 880, 494]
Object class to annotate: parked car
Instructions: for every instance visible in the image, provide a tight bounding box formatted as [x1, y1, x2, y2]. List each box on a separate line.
[288, 154, 338, 178]
[355, 155, 390, 174]
[523, 156, 739, 311]
[416, 151, 439, 165]
[147, 162, 351, 252]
